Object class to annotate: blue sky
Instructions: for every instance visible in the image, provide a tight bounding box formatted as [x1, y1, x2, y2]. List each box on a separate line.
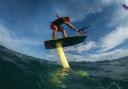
[0, 0, 128, 62]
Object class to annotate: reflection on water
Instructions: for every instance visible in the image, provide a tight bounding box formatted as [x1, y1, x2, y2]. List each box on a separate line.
[49, 68, 89, 89]
[50, 68, 70, 88]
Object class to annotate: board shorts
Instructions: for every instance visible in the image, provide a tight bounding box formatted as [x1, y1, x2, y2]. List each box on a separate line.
[51, 23, 64, 32]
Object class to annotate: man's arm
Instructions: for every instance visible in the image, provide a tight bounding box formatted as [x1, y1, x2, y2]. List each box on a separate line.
[65, 22, 86, 35]
[65, 23, 79, 32]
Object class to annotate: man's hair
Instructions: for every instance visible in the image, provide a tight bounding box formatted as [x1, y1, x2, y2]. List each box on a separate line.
[65, 17, 70, 20]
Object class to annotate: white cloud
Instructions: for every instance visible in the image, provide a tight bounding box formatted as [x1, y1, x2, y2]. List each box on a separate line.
[99, 0, 128, 52]
[66, 49, 128, 62]
[123, 0, 128, 4]
[100, 26, 128, 52]
[77, 41, 97, 52]
[88, 49, 128, 61]
[0, 25, 15, 46]
[55, 0, 121, 21]
[64, 41, 97, 53]
[0, 25, 40, 54]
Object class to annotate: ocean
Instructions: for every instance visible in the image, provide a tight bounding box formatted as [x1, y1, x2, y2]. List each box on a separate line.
[0, 46, 128, 89]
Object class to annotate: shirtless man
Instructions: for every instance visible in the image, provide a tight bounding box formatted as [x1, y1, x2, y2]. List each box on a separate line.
[50, 15, 80, 40]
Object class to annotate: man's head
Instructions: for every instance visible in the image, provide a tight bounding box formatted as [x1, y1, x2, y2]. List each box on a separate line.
[65, 17, 71, 23]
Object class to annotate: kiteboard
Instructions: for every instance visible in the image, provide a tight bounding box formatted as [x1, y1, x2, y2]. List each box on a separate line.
[44, 35, 87, 49]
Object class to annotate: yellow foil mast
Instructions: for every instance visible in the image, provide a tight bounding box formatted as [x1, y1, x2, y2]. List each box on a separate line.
[56, 41, 70, 68]
[44, 36, 87, 68]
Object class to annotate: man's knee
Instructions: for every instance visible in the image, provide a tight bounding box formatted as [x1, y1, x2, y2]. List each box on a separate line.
[63, 30, 67, 34]
[60, 29, 65, 33]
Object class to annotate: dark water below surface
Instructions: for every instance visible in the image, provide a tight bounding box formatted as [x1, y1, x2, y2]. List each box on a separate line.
[0, 46, 128, 89]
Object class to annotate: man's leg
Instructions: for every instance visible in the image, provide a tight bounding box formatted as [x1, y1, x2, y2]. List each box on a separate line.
[52, 30, 57, 40]
[62, 30, 68, 37]
[51, 24, 58, 40]
[59, 29, 68, 37]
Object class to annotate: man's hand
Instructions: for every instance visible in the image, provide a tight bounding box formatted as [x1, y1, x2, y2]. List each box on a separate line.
[77, 30, 86, 35]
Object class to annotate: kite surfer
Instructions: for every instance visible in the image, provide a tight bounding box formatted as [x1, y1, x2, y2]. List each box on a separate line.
[50, 15, 83, 40]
